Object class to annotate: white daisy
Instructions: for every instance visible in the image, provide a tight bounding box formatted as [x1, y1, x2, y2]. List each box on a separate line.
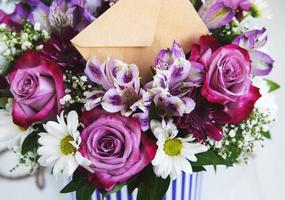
[37, 111, 91, 177]
[250, 0, 272, 19]
[0, 109, 29, 149]
[150, 119, 208, 180]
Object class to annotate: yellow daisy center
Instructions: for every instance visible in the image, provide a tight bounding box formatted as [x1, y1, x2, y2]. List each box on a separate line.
[60, 135, 76, 155]
[163, 139, 183, 156]
[250, 4, 261, 18]
[17, 126, 26, 133]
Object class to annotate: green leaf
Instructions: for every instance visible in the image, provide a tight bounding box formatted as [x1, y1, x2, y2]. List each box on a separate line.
[190, 0, 202, 9]
[76, 182, 95, 200]
[0, 98, 7, 108]
[21, 131, 39, 155]
[101, 183, 126, 198]
[192, 166, 206, 172]
[137, 167, 170, 200]
[264, 79, 280, 92]
[191, 149, 232, 167]
[127, 175, 142, 195]
[60, 170, 88, 193]
[260, 130, 271, 139]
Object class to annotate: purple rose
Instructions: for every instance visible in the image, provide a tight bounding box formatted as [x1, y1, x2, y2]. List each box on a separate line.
[190, 36, 261, 124]
[202, 44, 251, 103]
[79, 108, 156, 191]
[8, 51, 64, 128]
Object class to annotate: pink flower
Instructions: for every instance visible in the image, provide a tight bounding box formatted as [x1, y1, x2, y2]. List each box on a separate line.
[219, 0, 251, 11]
[79, 108, 156, 192]
[190, 36, 260, 124]
[8, 51, 64, 128]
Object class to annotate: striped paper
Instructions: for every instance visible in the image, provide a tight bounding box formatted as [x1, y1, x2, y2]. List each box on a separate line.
[71, 172, 202, 200]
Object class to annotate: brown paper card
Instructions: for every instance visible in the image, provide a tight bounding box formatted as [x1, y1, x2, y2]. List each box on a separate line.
[72, 0, 209, 83]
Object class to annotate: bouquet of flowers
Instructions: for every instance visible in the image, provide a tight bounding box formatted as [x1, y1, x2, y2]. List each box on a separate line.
[0, 0, 279, 200]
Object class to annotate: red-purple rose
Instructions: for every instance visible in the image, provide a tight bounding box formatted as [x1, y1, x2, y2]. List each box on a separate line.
[8, 51, 64, 128]
[79, 108, 156, 192]
[190, 36, 261, 124]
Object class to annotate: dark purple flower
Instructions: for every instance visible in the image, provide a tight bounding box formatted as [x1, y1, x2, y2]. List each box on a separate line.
[48, 0, 95, 31]
[41, 26, 86, 72]
[176, 89, 224, 141]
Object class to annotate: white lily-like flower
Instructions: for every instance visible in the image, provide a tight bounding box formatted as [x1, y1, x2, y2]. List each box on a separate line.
[37, 111, 92, 177]
[151, 119, 208, 180]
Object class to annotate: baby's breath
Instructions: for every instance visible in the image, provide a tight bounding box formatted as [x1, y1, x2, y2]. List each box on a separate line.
[213, 108, 275, 164]
[0, 22, 49, 75]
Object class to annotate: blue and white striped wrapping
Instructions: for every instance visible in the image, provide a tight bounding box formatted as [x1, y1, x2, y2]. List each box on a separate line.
[71, 172, 202, 200]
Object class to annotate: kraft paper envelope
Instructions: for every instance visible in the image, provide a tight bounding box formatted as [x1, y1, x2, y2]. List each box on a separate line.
[71, 0, 209, 83]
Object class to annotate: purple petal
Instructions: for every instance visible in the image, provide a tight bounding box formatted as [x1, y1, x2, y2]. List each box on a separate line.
[199, 2, 234, 29]
[133, 112, 150, 131]
[171, 41, 185, 59]
[169, 58, 191, 88]
[101, 88, 124, 113]
[250, 50, 274, 76]
[188, 61, 205, 85]
[85, 58, 114, 90]
[233, 28, 268, 50]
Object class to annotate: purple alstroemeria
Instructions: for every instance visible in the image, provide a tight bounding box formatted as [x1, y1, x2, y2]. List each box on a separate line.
[28, 2, 50, 31]
[233, 28, 274, 76]
[146, 42, 198, 117]
[155, 41, 185, 70]
[48, 0, 95, 31]
[199, 0, 234, 29]
[85, 57, 151, 118]
[219, 0, 251, 11]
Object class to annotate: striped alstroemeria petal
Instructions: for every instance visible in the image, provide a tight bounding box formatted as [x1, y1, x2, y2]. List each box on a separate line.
[250, 50, 274, 76]
[199, 2, 234, 29]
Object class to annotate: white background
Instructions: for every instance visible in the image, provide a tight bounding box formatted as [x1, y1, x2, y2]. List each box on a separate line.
[201, 1, 285, 200]
[0, 1, 285, 200]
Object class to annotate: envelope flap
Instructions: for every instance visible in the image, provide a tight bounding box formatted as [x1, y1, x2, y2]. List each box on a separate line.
[71, 0, 163, 47]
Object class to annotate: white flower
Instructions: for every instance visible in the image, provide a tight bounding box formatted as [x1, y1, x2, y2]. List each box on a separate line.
[253, 77, 278, 120]
[250, 0, 272, 19]
[0, 0, 19, 15]
[0, 109, 29, 149]
[37, 111, 92, 177]
[150, 119, 208, 180]
[34, 23, 41, 31]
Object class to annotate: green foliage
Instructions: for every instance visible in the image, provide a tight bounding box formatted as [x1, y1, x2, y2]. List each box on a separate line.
[61, 170, 95, 200]
[136, 167, 170, 200]
[21, 131, 40, 155]
[0, 98, 7, 109]
[190, 0, 202, 9]
[264, 79, 280, 92]
[260, 130, 271, 139]
[191, 149, 232, 167]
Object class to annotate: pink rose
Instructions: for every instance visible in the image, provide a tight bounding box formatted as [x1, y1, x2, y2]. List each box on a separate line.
[190, 36, 260, 124]
[8, 51, 64, 128]
[79, 108, 156, 192]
